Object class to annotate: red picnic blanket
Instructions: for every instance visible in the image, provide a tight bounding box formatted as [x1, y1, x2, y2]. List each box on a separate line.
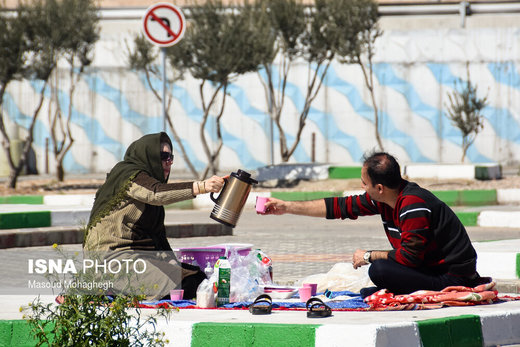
[364, 281, 500, 310]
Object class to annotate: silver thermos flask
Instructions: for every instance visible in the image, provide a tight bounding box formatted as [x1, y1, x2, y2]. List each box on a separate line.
[210, 169, 258, 228]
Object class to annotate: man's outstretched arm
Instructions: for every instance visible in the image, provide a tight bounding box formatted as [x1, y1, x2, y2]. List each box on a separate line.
[263, 198, 326, 217]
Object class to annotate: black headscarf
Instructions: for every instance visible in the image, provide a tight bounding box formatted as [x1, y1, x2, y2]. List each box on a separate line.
[86, 132, 172, 231]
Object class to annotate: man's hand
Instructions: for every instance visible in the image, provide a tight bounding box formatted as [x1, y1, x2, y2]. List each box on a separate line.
[352, 249, 369, 269]
[263, 198, 289, 215]
[352, 249, 389, 269]
[261, 198, 326, 217]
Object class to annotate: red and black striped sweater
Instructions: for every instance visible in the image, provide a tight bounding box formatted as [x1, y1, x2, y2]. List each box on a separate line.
[324, 180, 477, 277]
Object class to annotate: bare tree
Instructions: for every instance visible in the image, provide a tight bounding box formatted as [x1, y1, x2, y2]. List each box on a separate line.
[259, 0, 306, 163]
[127, 34, 199, 178]
[333, 0, 382, 151]
[49, 0, 99, 181]
[446, 63, 488, 162]
[175, 0, 273, 179]
[260, 0, 378, 163]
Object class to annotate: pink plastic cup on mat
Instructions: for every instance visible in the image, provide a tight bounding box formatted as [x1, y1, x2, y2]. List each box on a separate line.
[170, 289, 184, 301]
[303, 283, 318, 296]
[256, 196, 269, 214]
[299, 287, 312, 302]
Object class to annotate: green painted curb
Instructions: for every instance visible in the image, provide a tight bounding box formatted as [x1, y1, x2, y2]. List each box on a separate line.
[191, 322, 319, 347]
[0, 195, 44, 204]
[165, 199, 194, 210]
[0, 211, 51, 229]
[271, 191, 343, 201]
[432, 190, 497, 206]
[328, 166, 362, 179]
[516, 253, 520, 279]
[455, 212, 479, 227]
[0, 320, 53, 347]
[417, 315, 483, 347]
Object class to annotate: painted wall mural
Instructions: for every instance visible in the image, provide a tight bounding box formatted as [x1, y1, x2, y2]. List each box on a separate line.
[2, 18, 519, 177]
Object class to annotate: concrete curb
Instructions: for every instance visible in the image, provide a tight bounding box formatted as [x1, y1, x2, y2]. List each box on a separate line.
[473, 240, 520, 282]
[2, 310, 519, 346]
[1, 188, 519, 229]
[403, 163, 502, 180]
[155, 311, 520, 347]
[5, 188, 514, 207]
[0, 223, 232, 249]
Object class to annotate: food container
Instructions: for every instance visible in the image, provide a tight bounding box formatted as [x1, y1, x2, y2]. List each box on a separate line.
[173, 243, 253, 267]
[263, 286, 298, 299]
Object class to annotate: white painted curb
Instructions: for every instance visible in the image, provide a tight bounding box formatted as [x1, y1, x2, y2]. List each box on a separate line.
[478, 211, 520, 228]
[497, 188, 520, 204]
[475, 252, 519, 280]
[480, 311, 520, 346]
[50, 209, 92, 227]
[43, 194, 95, 206]
[404, 164, 476, 180]
[144, 310, 520, 347]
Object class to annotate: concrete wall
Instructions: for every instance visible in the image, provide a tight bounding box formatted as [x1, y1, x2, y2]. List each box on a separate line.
[2, 10, 520, 177]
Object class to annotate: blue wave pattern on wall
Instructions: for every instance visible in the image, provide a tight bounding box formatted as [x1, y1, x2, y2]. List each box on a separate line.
[137, 72, 265, 170]
[428, 62, 519, 161]
[324, 64, 432, 162]
[412, 63, 491, 162]
[257, 65, 364, 163]
[3, 84, 88, 173]
[486, 62, 520, 142]
[31, 78, 122, 168]
[3, 59, 519, 176]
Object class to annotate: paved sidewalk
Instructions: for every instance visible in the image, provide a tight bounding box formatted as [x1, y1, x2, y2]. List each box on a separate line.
[1, 204, 520, 345]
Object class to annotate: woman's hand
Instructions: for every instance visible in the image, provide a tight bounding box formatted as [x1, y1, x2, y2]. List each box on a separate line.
[204, 175, 225, 193]
[194, 175, 225, 195]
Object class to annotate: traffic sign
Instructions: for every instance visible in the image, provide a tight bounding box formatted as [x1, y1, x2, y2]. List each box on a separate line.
[142, 3, 186, 47]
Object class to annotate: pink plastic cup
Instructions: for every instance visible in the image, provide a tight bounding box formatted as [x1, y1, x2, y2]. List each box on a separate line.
[170, 289, 184, 301]
[256, 196, 269, 214]
[299, 286, 312, 302]
[303, 283, 318, 296]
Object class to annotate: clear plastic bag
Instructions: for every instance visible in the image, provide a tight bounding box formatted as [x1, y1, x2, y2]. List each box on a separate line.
[196, 278, 216, 308]
[298, 263, 374, 294]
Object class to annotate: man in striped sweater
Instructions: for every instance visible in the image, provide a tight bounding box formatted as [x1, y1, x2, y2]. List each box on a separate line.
[263, 152, 490, 297]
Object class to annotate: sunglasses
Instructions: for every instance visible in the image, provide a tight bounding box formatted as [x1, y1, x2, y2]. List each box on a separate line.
[160, 151, 174, 162]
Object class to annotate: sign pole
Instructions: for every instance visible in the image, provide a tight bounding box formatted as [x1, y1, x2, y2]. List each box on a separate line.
[141, 2, 186, 132]
[162, 47, 167, 131]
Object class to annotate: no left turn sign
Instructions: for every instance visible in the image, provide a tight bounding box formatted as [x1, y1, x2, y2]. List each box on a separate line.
[142, 3, 186, 47]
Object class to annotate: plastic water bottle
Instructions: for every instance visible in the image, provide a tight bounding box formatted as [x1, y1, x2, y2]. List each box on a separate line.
[204, 262, 214, 279]
[215, 256, 231, 306]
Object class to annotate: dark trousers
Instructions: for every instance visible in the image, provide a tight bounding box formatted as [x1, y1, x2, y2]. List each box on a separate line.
[368, 259, 483, 295]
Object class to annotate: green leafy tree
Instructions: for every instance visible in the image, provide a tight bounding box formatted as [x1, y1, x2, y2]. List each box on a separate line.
[172, 0, 271, 179]
[127, 34, 199, 178]
[49, 0, 99, 182]
[446, 64, 488, 162]
[1, 0, 98, 187]
[6, 0, 61, 188]
[333, 0, 382, 151]
[0, 4, 31, 187]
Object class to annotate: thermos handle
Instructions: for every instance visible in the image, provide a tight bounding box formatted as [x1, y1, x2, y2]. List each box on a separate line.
[210, 176, 228, 203]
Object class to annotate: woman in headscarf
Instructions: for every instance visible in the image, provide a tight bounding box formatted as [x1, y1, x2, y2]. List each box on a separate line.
[83, 132, 224, 300]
